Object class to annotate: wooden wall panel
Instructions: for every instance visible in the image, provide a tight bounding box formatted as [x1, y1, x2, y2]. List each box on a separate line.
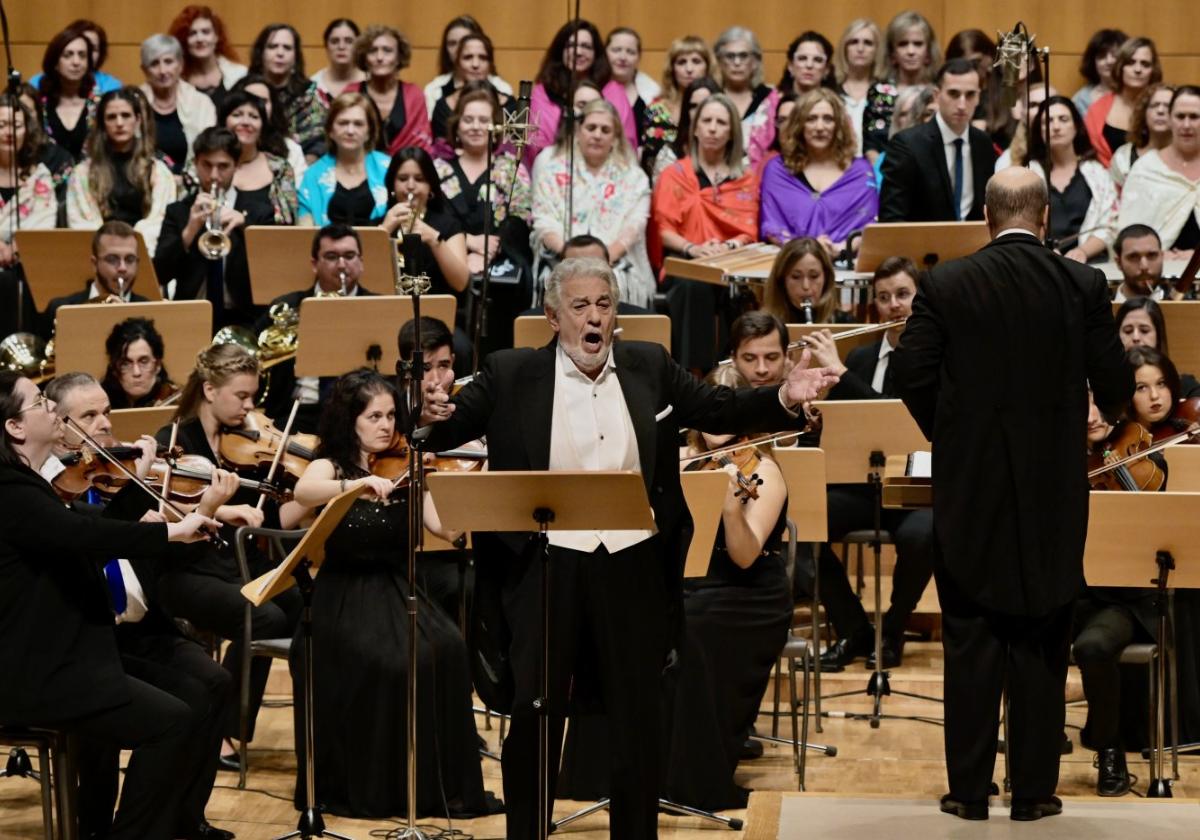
[11, 2, 1200, 104]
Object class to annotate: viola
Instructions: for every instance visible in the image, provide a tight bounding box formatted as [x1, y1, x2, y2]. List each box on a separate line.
[219, 410, 319, 482]
[1088, 421, 1165, 492]
[682, 435, 764, 503]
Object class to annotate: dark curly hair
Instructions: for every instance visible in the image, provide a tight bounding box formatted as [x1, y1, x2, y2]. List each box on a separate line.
[316, 369, 397, 478]
[537, 20, 611, 104]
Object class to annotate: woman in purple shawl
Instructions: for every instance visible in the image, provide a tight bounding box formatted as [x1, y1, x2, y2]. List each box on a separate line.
[759, 88, 877, 256]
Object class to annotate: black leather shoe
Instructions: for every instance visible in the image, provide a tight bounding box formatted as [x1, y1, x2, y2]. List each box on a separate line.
[865, 634, 903, 669]
[740, 738, 764, 760]
[181, 821, 236, 840]
[1010, 796, 1062, 821]
[939, 793, 988, 820]
[1096, 747, 1131, 796]
[819, 629, 873, 672]
[217, 753, 241, 773]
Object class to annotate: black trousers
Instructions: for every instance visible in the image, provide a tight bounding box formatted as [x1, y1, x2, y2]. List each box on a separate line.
[77, 632, 231, 837]
[502, 538, 668, 840]
[818, 484, 934, 639]
[935, 559, 1073, 802]
[54, 677, 191, 840]
[161, 570, 301, 740]
[1073, 594, 1152, 750]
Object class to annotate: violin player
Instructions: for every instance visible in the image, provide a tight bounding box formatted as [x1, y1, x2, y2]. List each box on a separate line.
[101, 316, 179, 408]
[798, 258, 935, 671]
[45, 371, 239, 840]
[0, 371, 218, 840]
[153, 342, 305, 772]
[417, 256, 839, 839]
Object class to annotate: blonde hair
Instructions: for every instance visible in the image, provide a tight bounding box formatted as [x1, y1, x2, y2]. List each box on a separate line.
[762, 237, 840, 324]
[885, 11, 940, 85]
[686, 365, 776, 460]
[173, 342, 260, 421]
[661, 35, 716, 104]
[688, 94, 746, 178]
[781, 88, 856, 173]
[575, 98, 634, 166]
[833, 19, 887, 85]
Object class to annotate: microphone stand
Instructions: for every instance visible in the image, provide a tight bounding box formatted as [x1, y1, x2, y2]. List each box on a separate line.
[999, 22, 1052, 237]
[562, 0, 583, 246]
[471, 81, 534, 373]
[0, 0, 24, 333]
[392, 231, 433, 839]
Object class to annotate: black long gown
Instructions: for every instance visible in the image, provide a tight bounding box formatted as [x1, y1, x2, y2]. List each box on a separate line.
[558, 506, 793, 810]
[291, 487, 489, 818]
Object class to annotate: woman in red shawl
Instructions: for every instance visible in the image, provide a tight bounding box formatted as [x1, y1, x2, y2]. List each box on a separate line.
[1084, 36, 1160, 167]
[653, 92, 759, 372]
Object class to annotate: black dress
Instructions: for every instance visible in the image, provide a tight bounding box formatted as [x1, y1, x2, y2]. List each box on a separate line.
[153, 110, 189, 175]
[558, 504, 793, 810]
[292, 485, 489, 818]
[327, 180, 376, 226]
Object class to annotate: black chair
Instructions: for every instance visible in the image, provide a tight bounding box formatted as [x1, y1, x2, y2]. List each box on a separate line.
[0, 725, 77, 839]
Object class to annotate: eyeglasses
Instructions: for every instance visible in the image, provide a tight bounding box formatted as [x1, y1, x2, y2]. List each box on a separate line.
[17, 394, 50, 415]
[100, 254, 139, 268]
[320, 251, 361, 264]
[118, 356, 158, 373]
[720, 51, 754, 64]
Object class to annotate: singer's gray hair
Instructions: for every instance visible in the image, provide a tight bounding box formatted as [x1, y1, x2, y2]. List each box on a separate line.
[543, 258, 621, 314]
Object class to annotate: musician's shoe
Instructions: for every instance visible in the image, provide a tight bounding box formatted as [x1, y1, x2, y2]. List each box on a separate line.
[1010, 796, 1062, 821]
[819, 628, 873, 672]
[740, 738, 764, 760]
[1096, 748, 1132, 796]
[181, 821, 236, 840]
[865, 634, 904, 669]
[217, 753, 241, 773]
[939, 794, 988, 820]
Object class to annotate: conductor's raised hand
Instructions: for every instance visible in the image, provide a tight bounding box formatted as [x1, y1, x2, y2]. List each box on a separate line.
[781, 348, 840, 407]
[418, 382, 454, 426]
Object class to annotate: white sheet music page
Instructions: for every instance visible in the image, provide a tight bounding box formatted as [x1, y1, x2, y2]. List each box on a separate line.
[906, 451, 932, 478]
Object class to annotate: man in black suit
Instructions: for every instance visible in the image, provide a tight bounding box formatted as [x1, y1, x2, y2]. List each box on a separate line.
[891, 167, 1132, 821]
[253, 223, 377, 432]
[421, 258, 839, 839]
[45, 372, 236, 840]
[880, 58, 997, 223]
[155, 127, 264, 328]
[800, 257, 934, 670]
[41, 221, 150, 339]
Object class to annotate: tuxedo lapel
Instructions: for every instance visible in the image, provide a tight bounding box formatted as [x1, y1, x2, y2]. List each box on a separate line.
[614, 344, 657, 488]
[520, 345, 556, 470]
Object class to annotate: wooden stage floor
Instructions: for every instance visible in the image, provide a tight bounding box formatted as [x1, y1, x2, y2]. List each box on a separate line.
[3, 641, 1198, 838]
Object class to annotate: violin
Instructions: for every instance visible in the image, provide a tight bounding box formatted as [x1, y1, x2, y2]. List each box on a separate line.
[219, 410, 319, 482]
[53, 442, 288, 502]
[1151, 397, 1200, 443]
[366, 433, 487, 486]
[1088, 421, 1165, 492]
[682, 435, 764, 503]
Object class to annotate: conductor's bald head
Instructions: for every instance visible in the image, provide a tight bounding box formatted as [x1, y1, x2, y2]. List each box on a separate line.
[983, 167, 1048, 239]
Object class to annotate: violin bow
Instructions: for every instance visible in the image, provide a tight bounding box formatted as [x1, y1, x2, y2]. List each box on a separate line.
[160, 420, 180, 516]
[62, 417, 228, 550]
[678, 430, 804, 465]
[257, 400, 300, 511]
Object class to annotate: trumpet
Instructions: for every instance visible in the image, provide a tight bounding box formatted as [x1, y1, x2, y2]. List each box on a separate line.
[718, 319, 906, 367]
[198, 183, 232, 261]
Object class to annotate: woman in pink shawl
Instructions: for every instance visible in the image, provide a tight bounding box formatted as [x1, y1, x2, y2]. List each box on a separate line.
[759, 88, 877, 257]
[524, 20, 636, 169]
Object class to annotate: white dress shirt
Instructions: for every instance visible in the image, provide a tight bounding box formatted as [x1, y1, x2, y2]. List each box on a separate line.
[871, 334, 896, 394]
[935, 111, 973, 221]
[547, 344, 655, 553]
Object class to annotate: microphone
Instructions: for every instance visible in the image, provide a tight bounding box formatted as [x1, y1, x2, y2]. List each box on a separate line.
[489, 80, 535, 149]
[994, 24, 1035, 109]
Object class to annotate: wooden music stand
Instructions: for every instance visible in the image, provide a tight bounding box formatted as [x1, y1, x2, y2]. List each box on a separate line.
[661, 243, 779, 287]
[1165, 446, 1200, 492]
[1084, 491, 1200, 796]
[513, 314, 672, 352]
[54, 301, 212, 381]
[427, 470, 653, 840]
[110, 407, 178, 442]
[882, 453, 932, 509]
[855, 222, 990, 273]
[293, 295, 457, 377]
[16, 229, 162, 310]
[680, 470, 728, 579]
[244, 225, 396, 304]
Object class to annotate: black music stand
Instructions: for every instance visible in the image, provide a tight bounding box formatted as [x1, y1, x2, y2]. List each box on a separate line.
[427, 470, 653, 840]
[241, 486, 364, 839]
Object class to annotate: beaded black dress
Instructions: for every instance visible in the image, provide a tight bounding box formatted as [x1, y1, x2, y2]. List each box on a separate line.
[291, 490, 489, 818]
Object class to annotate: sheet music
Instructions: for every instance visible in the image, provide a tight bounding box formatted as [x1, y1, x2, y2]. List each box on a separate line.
[906, 451, 932, 478]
